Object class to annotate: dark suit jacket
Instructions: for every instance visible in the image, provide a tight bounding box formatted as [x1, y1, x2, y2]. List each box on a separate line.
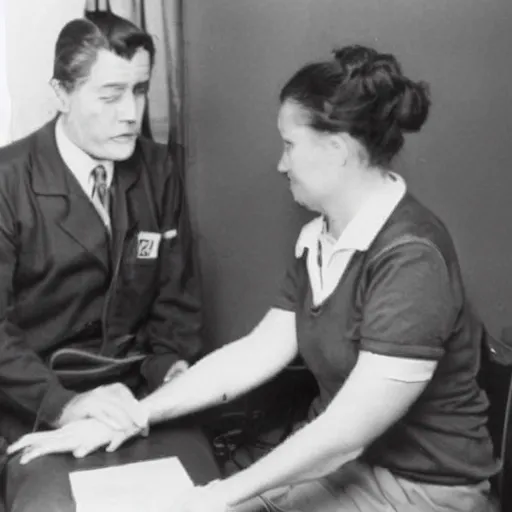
[0, 118, 202, 442]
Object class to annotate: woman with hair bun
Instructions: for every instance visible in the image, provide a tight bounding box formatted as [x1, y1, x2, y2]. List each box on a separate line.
[12, 45, 499, 512]
[151, 44, 497, 512]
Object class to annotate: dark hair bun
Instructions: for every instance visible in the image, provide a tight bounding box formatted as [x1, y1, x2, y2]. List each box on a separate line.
[333, 46, 381, 79]
[395, 79, 430, 132]
[280, 44, 431, 166]
[332, 45, 430, 133]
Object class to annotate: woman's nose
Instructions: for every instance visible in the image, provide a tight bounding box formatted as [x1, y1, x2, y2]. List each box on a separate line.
[277, 153, 288, 173]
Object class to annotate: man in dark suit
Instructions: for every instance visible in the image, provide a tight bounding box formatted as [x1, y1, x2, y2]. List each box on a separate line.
[0, 12, 210, 511]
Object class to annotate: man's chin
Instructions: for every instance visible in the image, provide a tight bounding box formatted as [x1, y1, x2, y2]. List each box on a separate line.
[106, 140, 137, 161]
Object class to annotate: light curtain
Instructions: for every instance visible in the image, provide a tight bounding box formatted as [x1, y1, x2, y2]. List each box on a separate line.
[0, 0, 11, 146]
[2, 0, 87, 143]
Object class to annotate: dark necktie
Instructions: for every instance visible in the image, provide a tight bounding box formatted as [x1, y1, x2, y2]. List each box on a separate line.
[90, 164, 111, 231]
[91, 165, 108, 207]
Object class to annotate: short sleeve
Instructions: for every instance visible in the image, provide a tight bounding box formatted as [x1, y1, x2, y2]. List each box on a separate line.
[273, 256, 303, 312]
[360, 241, 456, 360]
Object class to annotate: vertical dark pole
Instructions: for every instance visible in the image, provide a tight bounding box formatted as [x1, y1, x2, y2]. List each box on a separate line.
[162, 0, 194, 287]
[163, 0, 186, 157]
[138, 0, 153, 140]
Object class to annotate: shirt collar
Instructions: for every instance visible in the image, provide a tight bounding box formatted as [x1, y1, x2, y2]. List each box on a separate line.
[55, 116, 114, 191]
[295, 172, 406, 258]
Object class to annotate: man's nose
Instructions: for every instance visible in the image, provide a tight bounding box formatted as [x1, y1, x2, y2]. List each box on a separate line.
[117, 92, 137, 122]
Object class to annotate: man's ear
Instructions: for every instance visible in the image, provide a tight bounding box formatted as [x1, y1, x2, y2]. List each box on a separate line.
[50, 78, 71, 113]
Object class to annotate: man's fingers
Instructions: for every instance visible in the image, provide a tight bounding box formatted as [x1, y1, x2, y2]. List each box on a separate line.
[20, 446, 57, 464]
[73, 438, 106, 458]
[7, 433, 42, 454]
[19, 436, 74, 464]
[8, 431, 69, 455]
[19, 448, 44, 465]
[105, 432, 128, 453]
[11, 419, 117, 463]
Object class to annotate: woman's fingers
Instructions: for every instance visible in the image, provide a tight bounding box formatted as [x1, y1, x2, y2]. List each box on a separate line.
[101, 384, 149, 428]
[88, 385, 148, 430]
[87, 400, 134, 431]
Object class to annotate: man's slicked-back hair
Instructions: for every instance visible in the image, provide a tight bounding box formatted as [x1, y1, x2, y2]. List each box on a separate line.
[53, 11, 155, 92]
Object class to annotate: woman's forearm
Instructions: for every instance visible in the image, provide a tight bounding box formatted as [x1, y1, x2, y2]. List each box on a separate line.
[216, 414, 363, 505]
[141, 310, 298, 424]
[217, 352, 431, 506]
[141, 340, 252, 423]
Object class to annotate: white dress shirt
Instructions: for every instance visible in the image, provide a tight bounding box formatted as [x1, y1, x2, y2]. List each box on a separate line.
[55, 117, 114, 219]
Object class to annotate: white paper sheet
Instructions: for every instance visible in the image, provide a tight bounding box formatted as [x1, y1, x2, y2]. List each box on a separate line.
[69, 456, 194, 512]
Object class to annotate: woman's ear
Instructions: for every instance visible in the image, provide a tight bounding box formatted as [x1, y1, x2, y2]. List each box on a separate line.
[329, 133, 349, 167]
[50, 78, 71, 113]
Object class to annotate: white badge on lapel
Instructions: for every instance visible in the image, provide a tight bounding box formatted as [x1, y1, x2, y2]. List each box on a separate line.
[137, 232, 162, 259]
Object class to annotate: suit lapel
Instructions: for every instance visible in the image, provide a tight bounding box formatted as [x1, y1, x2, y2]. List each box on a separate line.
[60, 178, 112, 273]
[110, 149, 141, 267]
[31, 118, 111, 273]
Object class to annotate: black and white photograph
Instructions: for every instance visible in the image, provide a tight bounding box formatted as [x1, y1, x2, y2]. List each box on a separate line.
[0, 0, 511, 510]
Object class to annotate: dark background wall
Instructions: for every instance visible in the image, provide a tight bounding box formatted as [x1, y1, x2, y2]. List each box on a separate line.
[184, 0, 512, 350]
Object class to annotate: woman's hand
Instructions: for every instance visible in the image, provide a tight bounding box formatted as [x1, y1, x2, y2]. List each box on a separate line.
[57, 383, 149, 432]
[7, 418, 141, 464]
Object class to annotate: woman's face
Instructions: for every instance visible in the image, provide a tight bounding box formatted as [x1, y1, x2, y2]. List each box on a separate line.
[277, 100, 342, 212]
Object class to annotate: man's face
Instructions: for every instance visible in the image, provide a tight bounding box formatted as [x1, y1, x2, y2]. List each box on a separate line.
[59, 48, 151, 161]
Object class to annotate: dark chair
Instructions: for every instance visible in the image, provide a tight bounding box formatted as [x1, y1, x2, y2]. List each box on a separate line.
[478, 329, 512, 511]
[0, 437, 6, 512]
[500, 385, 512, 511]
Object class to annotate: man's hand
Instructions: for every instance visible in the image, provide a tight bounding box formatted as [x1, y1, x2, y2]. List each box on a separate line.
[7, 419, 116, 464]
[57, 383, 148, 432]
[163, 360, 189, 384]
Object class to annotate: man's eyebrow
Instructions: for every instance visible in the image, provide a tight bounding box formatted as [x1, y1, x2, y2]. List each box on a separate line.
[98, 83, 127, 91]
[98, 80, 150, 91]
